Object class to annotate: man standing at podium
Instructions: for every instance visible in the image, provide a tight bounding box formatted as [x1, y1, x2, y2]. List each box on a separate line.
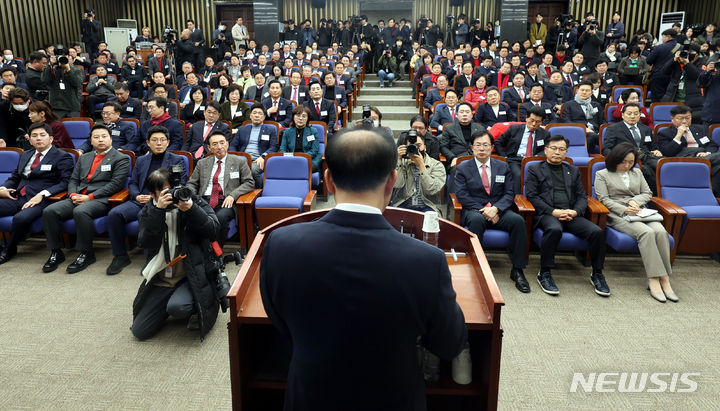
[260, 129, 467, 411]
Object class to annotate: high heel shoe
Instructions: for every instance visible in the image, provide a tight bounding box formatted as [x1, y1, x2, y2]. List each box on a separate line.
[664, 291, 679, 303]
[648, 286, 666, 303]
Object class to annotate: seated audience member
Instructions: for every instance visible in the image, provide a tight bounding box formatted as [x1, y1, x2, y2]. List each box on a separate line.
[212, 74, 233, 104]
[454, 131, 529, 292]
[441, 102, 485, 168]
[519, 84, 557, 125]
[504, 72, 530, 111]
[177, 73, 205, 108]
[617, 46, 649, 85]
[262, 80, 294, 127]
[430, 89, 459, 131]
[594, 143, 677, 303]
[495, 106, 549, 192]
[396, 116, 440, 161]
[423, 74, 449, 109]
[525, 134, 609, 297]
[322, 71, 348, 110]
[182, 101, 230, 160]
[561, 81, 602, 151]
[27, 100, 74, 149]
[475, 54, 496, 76]
[524, 62, 544, 87]
[89, 52, 119, 77]
[464, 75, 489, 109]
[559, 61, 579, 88]
[0, 86, 30, 149]
[121, 55, 147, 98]
[180, 86, 209, 124]
[587, 72, 610, 108]
[42, 124, 131, 274]
[220, 84, 251, 133]
[420, 63, 444, 95]
[130, 168, 220, 340]
[230, 104, 279, 187]
[594, 59, 620, 91]
[0, 123, 75, 264]
[244, 72, 269, 102]
[333, 61, 353, 93]
[175, 62, 195, 90]
[453, 62, 477, 95]
[280, 105, 322, 172]
[112, 84, 142, 120]
[571, 52, 591, 77]
[473, 87, 516, 128]
[79, 102, 134, 153]
[187, 131, 254, 246]
[147, 47, 172, 82]
[267, 65, 289, 88]
[657, 105, 720, 195]
[0, 67, 27, 91]
[283, 71, 309, 105]
[304, 81, 337, 137]
[391, 133, 446, 215]
[612, 88, 652, 127]
[133, 97, 184, 154]
[140, 84, 179, 122]
[106, 126, 188, 275]
[146, 71, 178, 100]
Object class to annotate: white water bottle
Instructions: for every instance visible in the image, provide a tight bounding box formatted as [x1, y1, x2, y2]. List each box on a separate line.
[422, 211, 440, 247]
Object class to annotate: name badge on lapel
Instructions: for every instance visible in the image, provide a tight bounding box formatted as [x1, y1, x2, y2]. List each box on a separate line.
[127, 107, 134, 112]
[537, 139, 544, 146]
[131, 70, 136, 75]
[101, 164, 111, 172]
[40, 164, 52, 171]
[495, 175, 505, 183]
[307, 135, 315, 141]
[545, 109, 552, 114]
[320, 110, 327, 116]
[606, 78, 614, 84]
[336, 94, 342, 99]
[112, 130, 121, 136]
[279, 110, 286, 115]
[230, 171, 240, 179]
[261, 134, 270, 141]
[499, 111, 506, 115]
[644, 135, 652, 142]
[700, 136, 710, 144]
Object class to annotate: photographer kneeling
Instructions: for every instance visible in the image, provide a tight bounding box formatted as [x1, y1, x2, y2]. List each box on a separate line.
[131, 168, 221, 341]
[391, 132, 446, 216]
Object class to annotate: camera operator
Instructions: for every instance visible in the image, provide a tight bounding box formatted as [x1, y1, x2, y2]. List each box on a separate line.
[604, 11, 625, 48]
[660, 46, 704, 121]
[396, 115, 440, 160]
[377, 48, 398, 88]
[452, 15, 469, 47]
[354, 105, 393, 138]
[130, 167, 221, 340]
[41, 47, 83, 118]
[391, 132, 446, 216]
[699, 56, 720, 127]
[175, 30, 195, 73]
[24, 52, 49, 101]
[81, 9, 102, 57]
[214, 30, 233, 62]
[392, 38, 411, 81]
[422, 19, 441, 47]
[647, 29, 679, 104]
[579, 20, 604, 69]
[318, 19, 333, 49]
[284, 20, 300, 45]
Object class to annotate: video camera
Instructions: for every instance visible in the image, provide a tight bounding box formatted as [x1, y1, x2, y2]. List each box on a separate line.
[359, 104, 374, 129]
[54, 44, 69, 65]
[588, 20, 599, 31]
[168, 164, 192, 204]
[208, 242, 243, 312]
[163, 25, 178, 43]
[446, 15, 455, 26]
[418, 16, 429, 30]
[679, 45, 690, 59]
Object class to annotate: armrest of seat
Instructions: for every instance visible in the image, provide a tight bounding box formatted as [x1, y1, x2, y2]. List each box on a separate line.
[48, 191, 68, 201]
[108, 188, 129, 205]
[304, 190, 317, 212]
[236, 189, 262, 206]
[439, 155, 447, 165]
[449, 193, 462, 225]
[513, 194, 535, 214]
[587, 197, 610, 227]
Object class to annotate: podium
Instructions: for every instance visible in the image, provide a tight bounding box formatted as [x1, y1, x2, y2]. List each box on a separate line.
[227, 207, 504, 410]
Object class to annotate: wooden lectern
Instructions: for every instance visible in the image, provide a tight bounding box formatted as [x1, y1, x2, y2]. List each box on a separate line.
[227, 207, 504, 410]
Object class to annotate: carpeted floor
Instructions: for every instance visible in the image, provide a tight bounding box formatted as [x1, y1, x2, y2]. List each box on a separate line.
[1, 220, 718, 409]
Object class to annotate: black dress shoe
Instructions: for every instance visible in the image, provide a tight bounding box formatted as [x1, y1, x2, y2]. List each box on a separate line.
[0, 247, 17, 264]
[42, 250, 66, 273]
[510, 268, 531, 293]
[106, 254, 131, 275]
[66, 251, 96, 274]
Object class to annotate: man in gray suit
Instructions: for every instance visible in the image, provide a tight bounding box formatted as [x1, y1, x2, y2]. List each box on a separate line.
[187, 131, 254, 246]
[42, 124, 131, 273]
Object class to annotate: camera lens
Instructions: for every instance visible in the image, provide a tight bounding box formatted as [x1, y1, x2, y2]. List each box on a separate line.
[58, 56, 69, 65]
[172, 187, 193, 203]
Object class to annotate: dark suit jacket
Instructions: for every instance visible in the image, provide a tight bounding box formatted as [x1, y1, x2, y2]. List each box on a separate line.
[542, 83, 573, 105]
[261, 97, 294, 127]
[134, 117, 184, 153]
[147, 56, 172, 78]
[181, 121, 231, 156]
[599, 72, 620, 90]
[112, 97, 142, 120]
[519, 101, 557, 125]
[220, 101, 251, 130]
[423, 88, 446, 109]
[304, 98, 337, 132]
[561, 100, 603, 131]
[323, 85, 348, 109]
[1, 146, 74, 197]
[440, 122, 485, 162]
[259, 208, 467, 411]
[180, 101, 207, 124]
[504, 87, 530, 110]
[229, 123, 279, 157]
[525, 161, 587, 218]
[282, 84, 309, 105]
[454, 157, 515, 218]
[657, 124, 718, 157]
[601, 122, 656, 156]
[453, 74, 477, 95]
[429, 104, 457, 130]
[524, 75, 545, 88]
[79, 121, 134, 153]
[473, 102, 516, 128]
[495, 124, 549, 158]
[68, 148, 130, 200]
[129, 151, 187, 201]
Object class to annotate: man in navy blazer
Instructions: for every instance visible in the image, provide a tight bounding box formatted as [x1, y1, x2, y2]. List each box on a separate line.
[78, 102, 135, 153]
[0, 123, 74, 264]
[429, 89, 459, 131]
[454, 131, 530, 292]
[322, 73, 348, 110]
[261, 80, 294, 127]
[519, 84, 557, 125]
[473, 87, 516, 128]
[229, 104, 279, 187]
[260, 129, 467, 410]
[304, 81, 337, 136]
[105, 125, 188, 275]
[525, 135, 608, 297]
[181, 101, 230, 160]
[503, 72, 531, 111]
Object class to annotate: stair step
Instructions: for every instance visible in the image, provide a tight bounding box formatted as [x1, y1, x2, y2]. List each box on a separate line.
[358, 87, 410, 95]
[357, 96, 416, 107]
[363, 80, 411, 86]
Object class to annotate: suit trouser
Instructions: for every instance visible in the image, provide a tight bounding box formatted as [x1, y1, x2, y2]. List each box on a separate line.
[610, 220, 671, 277]
[251, 163, 264, 188]
[87, 94, 112, 116]
[507, 157, 523, 194]
[107, 201, 143, 256]
[42, 197, 111, 251]
[536, 214, 605, 271]
[463, 209, 528, 268]
[0, 196, 48, 250]
[204, 196, 235, 247]
[130, 281, 195, 340]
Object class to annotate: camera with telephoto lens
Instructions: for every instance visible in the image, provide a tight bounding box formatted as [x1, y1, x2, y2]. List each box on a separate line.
[208, 249, 243, 313]
[679, 45, 690, 59]
[163, 25, 178, 43]
[55, 44, 69, 65]
[405, 130, 419, 157]
[588, 21, 598, 31]
[167, 164, 192, 204]
[358, 104, 374, 129]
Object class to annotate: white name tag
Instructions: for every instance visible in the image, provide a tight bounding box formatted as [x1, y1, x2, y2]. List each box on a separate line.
[40, 164, 52, 171]
[164, 266, 173, 278]
[592, 107, 598, 113]
[263, 92, 269, 97]
[112, 130, 121, 136]
[131, 70, 135, 75]
[299, 92, 305, 97]
[700, 136, 710, 144]
[283, 152, 293, 156]
[606, 78, 614, 84]
[537, 140, 544, 146]
[438, 125, 443, 131]
[230, 171, 240, 179]
[261, 134, 270, 141]
[127, 107, 134, 112]
[338, 81, 344, 85]
[600, 94, 607, 99]
[336, 94, 342, 99]
[234, 111, 242, 117]
[499, 111, 506, 115]
[644, 135, 652, 142]
[101, 164, 111, 172]
[198, 106, 205, 111]
[279, 110, 286, 115]
[545, 109, 552, 114]
[495, 175, 505, 183]
[320, 110, 327, 116]
[59, 82, 66, 90]
[307, 135, 315, 141]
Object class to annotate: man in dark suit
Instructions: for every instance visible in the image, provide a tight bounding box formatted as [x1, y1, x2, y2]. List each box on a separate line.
[105, 125, 188, 275]
[229, 104, 279, 187]
[559, 61, 579, 88]
[646, 30, 678, 103]
[139, 85, 179, 123]
[322, 72, 348, 111]
[542, 71, 573, 110]
[525, 134, 609, 296]
[594, 59, 619, 89]
[187, 131, 254, 246]
[429, 89, 459, 131]
[262, 80, 294, 127]
[475, 55, 496, 77]
[440, 102, 485, 167]
[147, 48, 172, 83]
[180, 101, 230, 160]
[423, 75, 450, 109]
[260, 128, 467, 410]
[186, 19, 206, 69]
[489, 62, 512, 88]
[42, 124, 131, 273]
[473, 87, 516, 128]
[454, 131, 529, 292]
[283, 71, 309, 105]
[602, 103, 659, 157]
[78, 102, 134, 153]
[304, 81, 337, 137]
[453, 62, 477, 95]
[519, 84, 557, 125]
[495, 106, 549, 192]
[0, 123, 74, 264]
[504, 72, 530, 111]
[112, 84, 142, 120]
[132, 97, 185, 154]
[561, 81, 602, 151]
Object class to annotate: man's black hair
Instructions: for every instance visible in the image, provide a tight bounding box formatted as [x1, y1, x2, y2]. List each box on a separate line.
[670, 105, 692, 116]
[146, 125, 169, 140]
[546, 134, 569, 147]
[28, 122, 53, 136]
[148, 96, 168, 110]
[326, 129, 396, 192]
[527, 106, 546, 119]
[146, 168, 171, 194]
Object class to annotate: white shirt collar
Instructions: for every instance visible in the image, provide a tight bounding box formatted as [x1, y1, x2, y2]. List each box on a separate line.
[36, 146, 53, 157]
[95, 147, 112, 155]
[214, 154, 228, 163]
[474, 157, 491, 169]
[335, 202, 382, 215]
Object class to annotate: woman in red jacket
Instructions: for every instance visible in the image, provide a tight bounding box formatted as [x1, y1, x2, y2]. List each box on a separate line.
[27, 101, 74, 148]
[611, 88, 653, 128]
[464, 75, 489, 109]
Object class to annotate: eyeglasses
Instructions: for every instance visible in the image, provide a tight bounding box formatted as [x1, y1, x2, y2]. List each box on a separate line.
[148, 138, 168, 143]
[101, 111, 115, 116]
[472, 143, 492, 148]
[546, 146, 568, 152]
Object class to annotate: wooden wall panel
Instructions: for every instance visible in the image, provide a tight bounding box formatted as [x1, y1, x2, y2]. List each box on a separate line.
[684, 0, 720, 27]
[123, 0, 217, 46]
[568, 0, 679, 41]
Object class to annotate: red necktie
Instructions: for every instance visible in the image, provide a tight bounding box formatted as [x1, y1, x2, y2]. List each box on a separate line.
[566, 74, 571, 85]
[315, 101, 321, 117]
[273, 100, 278, 119]
[450, 107, 455, 121]
[481, 164, 492, 207]
[209, 160, 223, 208]
[292, 87, 298, 102]
[526, 131, 534, 157]
[20, 152, 42, 196]
[196, 123, 213, 159]
[81, 153, 106, 194]
[518, 88, 524, 100]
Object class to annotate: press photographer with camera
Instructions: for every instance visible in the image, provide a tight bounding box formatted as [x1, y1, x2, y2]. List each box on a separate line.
[699, 55, 720, 127]
[81, 8, 102, 57]
[579, 20, 604, 69]
[377, 48, 398, 88]
[40, 46, 83, 119]
[452, 15, 469, 47]
[130, 167, 222, 341]
[660, 45, 704, 121]
[391, 132, 446, 216]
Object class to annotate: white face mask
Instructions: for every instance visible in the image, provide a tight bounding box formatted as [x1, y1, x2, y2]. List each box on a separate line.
[4, 54, 12, 61]
[246, 54, 254, 60]
[373, 120, 380, 128]
[12, 103, 28, 111]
